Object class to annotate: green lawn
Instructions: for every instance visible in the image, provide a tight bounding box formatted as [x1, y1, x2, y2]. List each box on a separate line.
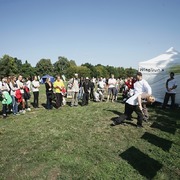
[0, 86, 180, 179]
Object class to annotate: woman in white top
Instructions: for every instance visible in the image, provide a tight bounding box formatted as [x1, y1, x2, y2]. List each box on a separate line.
[9, 76, 19, 115]
[32, 76, 40, 108]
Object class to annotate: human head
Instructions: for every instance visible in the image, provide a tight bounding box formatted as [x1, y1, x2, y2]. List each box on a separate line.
[56, 75, 61, 81]
[18, 75, 23, 81]
[170, 72, 174, 78]
[74, 73, 78, 78]
[136, 72, 142, 81]
[147, 95, 155, 104]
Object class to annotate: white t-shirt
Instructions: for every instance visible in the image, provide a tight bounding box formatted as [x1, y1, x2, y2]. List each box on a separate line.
[16, 80, 24, 94]
[98, 81, 106, 89]
[126, 93, 139, 106]
[32, 80, 40, 92]
[108, 78, 116, 88]
[134, 79, 152, 95]
[166, 79, 177, 94]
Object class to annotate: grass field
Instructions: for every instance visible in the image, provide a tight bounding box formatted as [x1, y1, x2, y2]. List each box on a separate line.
[0, 86, 180, 179]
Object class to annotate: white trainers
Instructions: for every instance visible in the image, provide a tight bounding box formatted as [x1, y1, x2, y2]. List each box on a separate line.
[26, 108, 31, 111]
[19, 110, 26, 114]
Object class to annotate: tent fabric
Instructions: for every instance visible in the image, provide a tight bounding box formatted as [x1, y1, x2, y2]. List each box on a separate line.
[40, 75, 55, 84]
[138, 47, 180, 105]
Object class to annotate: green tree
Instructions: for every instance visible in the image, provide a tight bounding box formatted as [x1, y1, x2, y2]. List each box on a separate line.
[105, 65, 119, 78]
[66, 66, 91, 79]
[0, 55, 19, 77]
[69, 60, 77, 67]
[125, 67, 137, 77]
[53, 56, 70, 76]
[81, 63, 97, 78]
[20, 60, 35, 78]
[35, 59, 53, 77]
[94, 65, 109, 78]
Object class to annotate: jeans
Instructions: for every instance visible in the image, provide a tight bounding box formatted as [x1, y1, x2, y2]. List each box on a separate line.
[11, 95, 18, 114]
[46, 92, 52, 109]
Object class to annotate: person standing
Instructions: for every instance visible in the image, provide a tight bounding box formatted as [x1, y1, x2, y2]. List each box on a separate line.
[32, 76, 40, 108]
[9, 76, 19, 115]
[106, 74, 117, 102]
[82, 77, 90, 106]
[53, 75, 65, 109]
[45, 78, 53, 109]
[78, 77, 84, 100]
[68, 73, 79, 107]
[16, 75, 26, 113]
[162, 72, 177, 109]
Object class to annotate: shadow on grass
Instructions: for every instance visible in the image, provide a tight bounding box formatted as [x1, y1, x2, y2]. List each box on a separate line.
[106, 109, 123, 116]
[141, 132, 173, 152]
[110, 116, 138, 127]
[120, 146, 162, 179]
[151, 122, 176, 135]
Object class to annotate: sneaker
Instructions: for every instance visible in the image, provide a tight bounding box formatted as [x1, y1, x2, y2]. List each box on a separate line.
[20, 110, 26, 114]
[3, 114, 7, 119]
[26, 108, 31, 111]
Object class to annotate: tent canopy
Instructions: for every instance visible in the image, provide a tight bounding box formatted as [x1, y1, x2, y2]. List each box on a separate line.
[138, 47, 180, 105]
[40, 74, 55, 84]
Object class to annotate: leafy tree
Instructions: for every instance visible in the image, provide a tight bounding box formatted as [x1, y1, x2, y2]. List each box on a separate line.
[105, 65, 119, 78]
[116, 67, 126, 78]
[69, 60, 77, 67]
[94, 65, 109, 78]
[65, 66, 91, 79]
[53, 56, 70, 76]
[0, 55, 19, 78]
[20, 60, 35, 78]
[81, 63, 97, 78]
[125, 67, 137, 77]
[35, 59, 53, 77]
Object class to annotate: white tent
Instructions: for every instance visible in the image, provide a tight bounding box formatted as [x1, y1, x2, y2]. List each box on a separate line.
[138, 47, 180, 105]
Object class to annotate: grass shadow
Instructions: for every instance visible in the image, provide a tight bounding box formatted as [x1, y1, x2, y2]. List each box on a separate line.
[151, 122, 176, 135]
[106, 109, 123, 116]
[141, 132, 173, 151]
[120, 146, 162, 179]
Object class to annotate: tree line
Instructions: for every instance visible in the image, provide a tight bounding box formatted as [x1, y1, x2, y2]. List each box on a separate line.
[0, 54, 137, 79]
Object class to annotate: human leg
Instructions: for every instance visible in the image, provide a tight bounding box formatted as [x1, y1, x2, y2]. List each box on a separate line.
[162, 92, 170, 108]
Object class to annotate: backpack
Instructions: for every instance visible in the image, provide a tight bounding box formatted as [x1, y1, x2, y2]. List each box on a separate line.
[24, 86, 31, 100]
[15, 89, 23, 103]
[1, 91, 12, 105]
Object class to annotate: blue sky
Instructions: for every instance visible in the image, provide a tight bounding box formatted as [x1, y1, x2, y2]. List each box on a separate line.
[0, 0, 180, 68]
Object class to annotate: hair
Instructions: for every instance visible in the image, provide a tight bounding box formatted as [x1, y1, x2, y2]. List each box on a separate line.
[170, 72, 174, 76]
[147, 95, 155, 103]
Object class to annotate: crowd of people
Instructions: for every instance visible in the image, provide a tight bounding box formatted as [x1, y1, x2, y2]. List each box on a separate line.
[0, 72, 177, 128]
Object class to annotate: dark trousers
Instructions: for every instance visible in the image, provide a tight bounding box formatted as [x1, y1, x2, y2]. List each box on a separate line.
[124, 103, 144, 126]
[55, 93, 62, 108]
[2, 104, 7, 116]
[33, 91, 39, 108]
[82, 92, 89, 105]
[46, 92, 52, 109]
[90, 88, 94, 100]
[162, 92, 176, 109]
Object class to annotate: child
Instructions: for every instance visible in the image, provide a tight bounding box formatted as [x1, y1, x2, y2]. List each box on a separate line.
[0, 90, 12, 118]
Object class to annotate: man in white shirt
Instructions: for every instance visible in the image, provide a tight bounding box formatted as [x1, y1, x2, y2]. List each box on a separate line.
[162, 72, 178, 109]
[134, 72, 152, 95]
[107, 74, 117, 102]
[133, 72, 152, 111]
